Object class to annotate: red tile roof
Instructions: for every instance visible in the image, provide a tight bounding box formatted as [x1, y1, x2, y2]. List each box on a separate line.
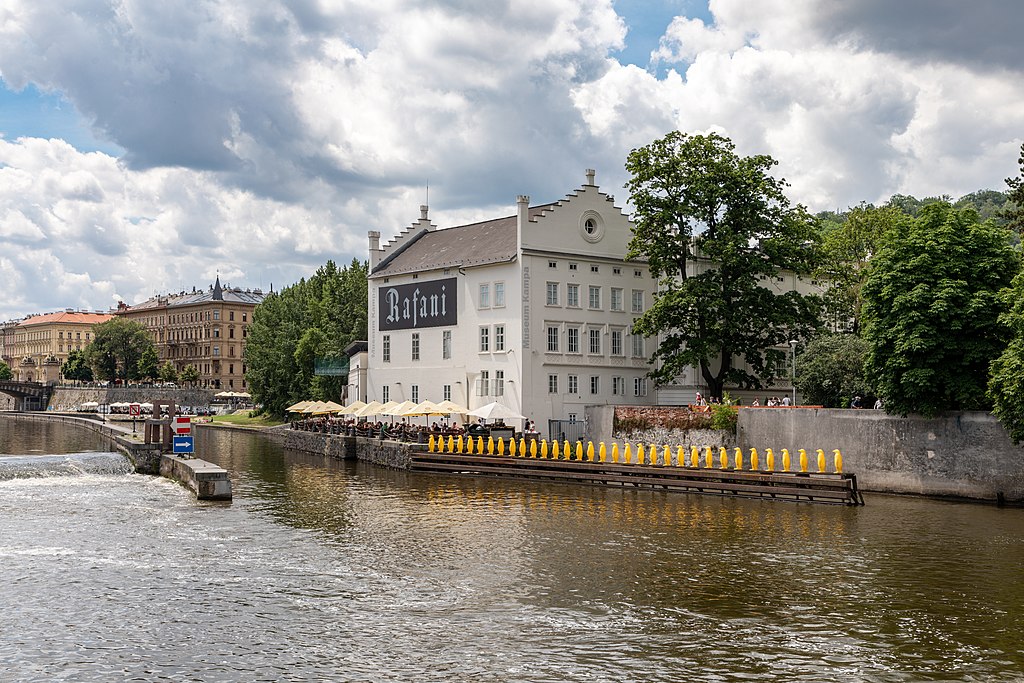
[18, 311, 112, 327]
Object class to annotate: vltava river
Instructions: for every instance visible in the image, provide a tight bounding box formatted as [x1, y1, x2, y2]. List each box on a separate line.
[1, 418, 1023, 682]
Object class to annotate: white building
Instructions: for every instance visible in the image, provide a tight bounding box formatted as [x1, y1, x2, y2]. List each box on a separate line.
[366, 170, 657, 439]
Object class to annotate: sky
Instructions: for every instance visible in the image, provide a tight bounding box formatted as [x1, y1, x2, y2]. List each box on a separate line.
[1, 0, 1022, 322]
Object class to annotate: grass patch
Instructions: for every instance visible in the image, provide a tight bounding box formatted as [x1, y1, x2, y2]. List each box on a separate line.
[209, 412, 285, 428]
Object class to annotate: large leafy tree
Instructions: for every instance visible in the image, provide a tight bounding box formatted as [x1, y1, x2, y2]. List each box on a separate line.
[137, 346, 160, 381]
[158, 360, 179, 384]
[862, 203, 1019, 417]
[179, 364, 200, 387]
[61, 349, 93, 382]
[85, 317, 155, 381]
[246, 259, 368, 416]
[989, 269, 1024, 443]
[625, 131, 822, 399]
[794, 334, 872, 408]
[1003, 142, 1024, 236]
[815, 205, 908, 334]
[0, 360, 12, 381]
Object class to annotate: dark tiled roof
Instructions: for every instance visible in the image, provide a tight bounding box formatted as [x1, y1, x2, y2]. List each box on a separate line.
[371, 205, 553, 278]
[126, 287, 265, 311]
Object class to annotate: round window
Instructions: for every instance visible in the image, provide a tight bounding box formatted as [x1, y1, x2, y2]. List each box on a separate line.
[579, 211, 605, 243]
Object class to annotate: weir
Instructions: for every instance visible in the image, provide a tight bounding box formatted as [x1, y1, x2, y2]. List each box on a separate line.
[0, 452, 134, 480]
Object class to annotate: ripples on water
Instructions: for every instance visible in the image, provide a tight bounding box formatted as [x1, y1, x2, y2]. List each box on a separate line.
[1, 419, 1023, 682]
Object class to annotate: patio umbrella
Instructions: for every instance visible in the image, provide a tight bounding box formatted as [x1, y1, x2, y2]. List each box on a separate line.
[351, 400, 383, 417]
[382, 400, 418, 418]
[321, 400, 346, 413]
[301, 401, 328, 414]
[338, 400, 368, 415]
[404, 400, 446, 416]
[466, 401, 525, 421]
[435, 400, 469, 414]
[214, 391, 235, 398]
[286, 400, 312, 412]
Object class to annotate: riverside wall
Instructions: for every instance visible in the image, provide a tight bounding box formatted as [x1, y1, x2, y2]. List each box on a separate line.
[738, 408, 1024, 503]
[587, 405, 735, 452]
[261, 426, 413, 469]
[47, 386, 217, 411]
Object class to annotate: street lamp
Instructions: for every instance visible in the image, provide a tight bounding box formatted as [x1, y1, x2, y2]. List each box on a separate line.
[788, 340, 798, 406]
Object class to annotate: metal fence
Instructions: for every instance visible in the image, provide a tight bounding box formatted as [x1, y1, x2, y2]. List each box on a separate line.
[547, 419, 587, 444]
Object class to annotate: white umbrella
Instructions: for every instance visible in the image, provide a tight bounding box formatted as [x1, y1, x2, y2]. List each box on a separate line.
[80, 401, 99, 409]
[466, 401, 525, 421]
[214, 391, 234, 397]
[435, 400, 469, 414]
[351, 400, 382, 417]
[382, 400, 418, 416]
[404, 400, 446, 416]
[338, 400, 368, 415]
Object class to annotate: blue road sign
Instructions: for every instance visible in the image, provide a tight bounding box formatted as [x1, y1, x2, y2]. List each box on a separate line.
[172, 436, 195, 454]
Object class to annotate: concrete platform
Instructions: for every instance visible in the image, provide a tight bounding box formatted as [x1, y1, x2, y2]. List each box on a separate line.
[160, 454, 232, 501]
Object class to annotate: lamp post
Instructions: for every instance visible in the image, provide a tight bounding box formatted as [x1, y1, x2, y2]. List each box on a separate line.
[788, 340, 798, 406]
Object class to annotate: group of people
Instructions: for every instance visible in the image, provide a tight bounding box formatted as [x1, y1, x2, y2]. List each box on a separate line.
[291, 416, 473, 441]
[751, 396, 792, 407]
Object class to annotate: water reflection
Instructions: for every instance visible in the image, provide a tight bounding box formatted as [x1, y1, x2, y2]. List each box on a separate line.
[0, 419, 1021, 682]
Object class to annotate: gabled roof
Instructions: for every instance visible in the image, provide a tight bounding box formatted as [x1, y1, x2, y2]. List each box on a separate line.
[371, 204, 554, 278]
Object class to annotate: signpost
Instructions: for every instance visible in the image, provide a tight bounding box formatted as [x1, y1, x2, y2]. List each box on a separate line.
[172, 436, 194, 456]
[173, 416, 192, 435]
[129, 402, 140, 433]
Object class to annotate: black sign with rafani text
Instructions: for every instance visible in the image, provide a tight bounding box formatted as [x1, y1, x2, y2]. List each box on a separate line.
[378, 278, 457, 331]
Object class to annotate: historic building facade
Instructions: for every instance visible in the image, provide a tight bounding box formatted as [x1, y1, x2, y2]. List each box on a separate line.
[365, 170, 658, 437]
[116, 278, 264, 390]
[11, 311, 112, 383]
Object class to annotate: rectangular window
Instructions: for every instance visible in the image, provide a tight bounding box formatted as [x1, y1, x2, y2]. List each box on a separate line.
[590, 265, 599, 273]
[589, 328, 601, 355]
[412, 333, 420, 360]
[479, 283, 490, 308]
[548, 374, 558, 394]
[634, 269, 643, 277]
[479, 327, 490, 352]
[229, 311, 235, 321]
[567, 374, 579, 394]
[229, 328, 235, 339]
[478, 370, 490, 396]
[590, 376, 600, 394]
[569, 263, 578, 271]
[549, 260, 557, 268]
[546, 282, 559, 306]
[213, 310, 220, 320]
[412, 384, 419, 402]
[634, 377, 648, 397]
[611, 329, 623, 356]
[242, 313, 247, 322]
[613, 267, 621, 275]
[632, 331, 644, 358]
[631, 290, 644, 313]
[567, 327, 580, 354]
[547, 326, 559, 352]
[383, 334, 391, 362]
[611, 287, 623, 311]
[383, 385, 390, 402]
[494, 324, 505, 352]
[613, 376, 625, 395]
[567, 283, 580, 308]
[443, 384, 452, 401]
[213, 346, 220, 357]
[442, 330, 452, 359]
[494, 370, 504, 396]
[588, 285, 601, 309]
[494, 282, 505, 307]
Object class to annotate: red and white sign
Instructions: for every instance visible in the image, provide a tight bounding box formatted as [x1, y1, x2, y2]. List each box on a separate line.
[173, 416, 192, 435]
[129, 403, 141, 416]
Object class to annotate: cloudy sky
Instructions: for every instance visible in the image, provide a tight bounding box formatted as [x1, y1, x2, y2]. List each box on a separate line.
[1, 0, 1022, 322]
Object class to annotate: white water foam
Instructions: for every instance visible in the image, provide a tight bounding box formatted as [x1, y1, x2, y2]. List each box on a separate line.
[0, 452, 134, 480]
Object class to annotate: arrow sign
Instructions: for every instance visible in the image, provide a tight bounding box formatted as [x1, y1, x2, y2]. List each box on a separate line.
[173, 416, 192, 435]
[172, 436, 194, 454]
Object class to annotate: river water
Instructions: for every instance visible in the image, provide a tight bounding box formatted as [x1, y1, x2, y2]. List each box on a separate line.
[1, 419, 1022, 682]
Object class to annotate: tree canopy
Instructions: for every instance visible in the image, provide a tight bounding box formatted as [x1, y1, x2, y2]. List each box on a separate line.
[988, 268, 1024, 443]
[0, 360, 12, 381]
[85, 317, 155, 381]
[245, 259, 368, 416]
[1004, 142, 1024, 236]
[625, 131, 821, 398]
[794, 334, 872, 408]
[862, 203, 1019, 417]
[61, 349, 93, 382]
[137, 346, 160, 382]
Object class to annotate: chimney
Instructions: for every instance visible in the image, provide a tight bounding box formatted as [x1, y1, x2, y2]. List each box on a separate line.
[420, 205, 429, 221]
[516, 195, 530, 251]
[368, 230, 381, 269]
[585, 168, 596, 186]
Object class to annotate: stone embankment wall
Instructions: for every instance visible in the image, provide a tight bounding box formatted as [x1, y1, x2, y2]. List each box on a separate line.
[587, 405, 735, 451]
[261, 426, 413, 469]
[738, 408, 1024, 503]
[49, 387, 217, 411]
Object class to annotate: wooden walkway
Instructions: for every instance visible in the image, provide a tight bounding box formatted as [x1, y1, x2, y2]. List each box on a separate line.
[409, 452, 864, 505]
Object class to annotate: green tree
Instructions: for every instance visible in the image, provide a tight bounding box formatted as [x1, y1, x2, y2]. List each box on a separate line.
[245, 259, 368, 416]
[158, 360, 178, 384]
[85, 317, 154, 381]
[179, 364, 200, 387]
[1004, 142, 1024, 236]
[988, 269, 1024, 442]
[137, 347, 160, 381]
[61, 349, 93, 383]
[815, 204, 908, 334]
[0, 360, 12, 381]
[862, 203, 1019, 416]
[625, 131, 822, 399]
[794, 334, 872, 408]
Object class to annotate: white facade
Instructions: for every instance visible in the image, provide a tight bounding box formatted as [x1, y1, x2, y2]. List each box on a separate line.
[366, 170, 657, 437]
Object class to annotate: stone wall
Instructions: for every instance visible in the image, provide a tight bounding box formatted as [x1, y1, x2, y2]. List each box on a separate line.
[738, 408, 1024, 503]
[587, 404, 735, 452]
[261, 426, 355, 461]
[355, 438, 414, 469]
[48, 386, 217, 411]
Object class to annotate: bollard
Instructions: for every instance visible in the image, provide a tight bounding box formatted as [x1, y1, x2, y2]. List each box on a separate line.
[782, 448, 791, 472]
[799, 448, 808, 473]
[428, 434, 435, 452]
[611, 443, 619, 463]
[833, 449, 843, 473]
[637, 444, 646, 466]
[487, 436, 495, 455]
[496, 437, 505, 456]
[734, 446, 743, 471]
[540, 439, 548, 459]
[766, 448, 775, 472]
[623, 443, 632, 465]
[816, 448, 826, 473]
[750, 447, 759, 471]
[705, 446, 713, 469]
[599, 442, 607, 462]
[586, 441, 595, 462]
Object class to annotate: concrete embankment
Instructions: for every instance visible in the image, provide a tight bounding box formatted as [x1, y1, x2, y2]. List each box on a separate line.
[159, 454, 232, 500]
